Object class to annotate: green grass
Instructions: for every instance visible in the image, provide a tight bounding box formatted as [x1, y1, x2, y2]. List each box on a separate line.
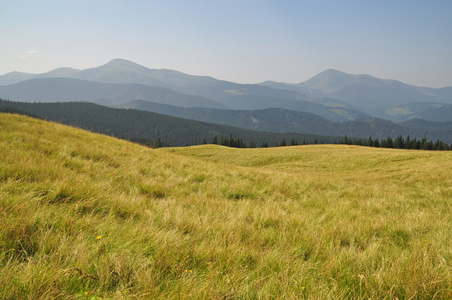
[1, 113, 452, 299]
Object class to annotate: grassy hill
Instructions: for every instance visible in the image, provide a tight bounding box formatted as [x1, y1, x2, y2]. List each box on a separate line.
[2, 113, 452, 299]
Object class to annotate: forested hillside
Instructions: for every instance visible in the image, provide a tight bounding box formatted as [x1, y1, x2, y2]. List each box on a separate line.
[0, 99, 343, 147]
[120, 100, 452, 144]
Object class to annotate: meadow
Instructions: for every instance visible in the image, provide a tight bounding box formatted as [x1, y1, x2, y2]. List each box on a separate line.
[1, 113, 452, 299]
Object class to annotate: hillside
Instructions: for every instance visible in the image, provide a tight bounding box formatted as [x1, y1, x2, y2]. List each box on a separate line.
[2, 113, 452, 298]
[260, 69, 452, 121]
[120, 100, 345, 131]
[0, 100, 343, 146]
[385, 102, 452, 122]
[119, 100, 452, 143]
[0, 77, 225, 109]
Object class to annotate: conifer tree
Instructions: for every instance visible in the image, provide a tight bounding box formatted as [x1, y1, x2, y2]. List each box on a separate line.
[156, 137, 162, 148]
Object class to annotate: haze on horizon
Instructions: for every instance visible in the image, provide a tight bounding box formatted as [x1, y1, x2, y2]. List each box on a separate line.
[1, 0, 451, 88]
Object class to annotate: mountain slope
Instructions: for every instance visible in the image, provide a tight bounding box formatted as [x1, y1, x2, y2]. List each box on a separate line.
[261, 70, 452, 121]
[298, 69, 452, 116]
[0, 78, 226, 108]
[120, 100, 336, 133]
[75, 60, 355, 117]
[0, 71, 36, 86]
[120, 100, 452, 143]
[0, 99, 342, 146]
[3, 59, 452, 122]
[0, 59, 368, 120]
[71, 58, 218, 94]
[384, 102, 452, 122]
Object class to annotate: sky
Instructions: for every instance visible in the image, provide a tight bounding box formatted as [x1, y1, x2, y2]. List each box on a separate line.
[1, 0, 452, 87]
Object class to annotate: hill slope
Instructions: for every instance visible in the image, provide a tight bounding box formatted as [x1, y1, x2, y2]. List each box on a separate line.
[300, 69, 452, 110]
[0, 77, 225, 108]
[118, 100, 452, 143]
[261, 69, 452, 121]
[0, 100, 343, 146]
[120, 100, 352, 130]
[385, 102, 452, 122]
[1, 113, 452, 298]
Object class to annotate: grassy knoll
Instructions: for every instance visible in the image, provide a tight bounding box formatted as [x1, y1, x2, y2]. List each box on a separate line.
[1, 113, 452, 299]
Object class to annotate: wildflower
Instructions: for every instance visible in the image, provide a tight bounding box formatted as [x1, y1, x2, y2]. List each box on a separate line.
[97, 235, 101, 240]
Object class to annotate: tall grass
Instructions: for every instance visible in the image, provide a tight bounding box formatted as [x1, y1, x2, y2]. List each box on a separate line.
[1, 113, 452, 299]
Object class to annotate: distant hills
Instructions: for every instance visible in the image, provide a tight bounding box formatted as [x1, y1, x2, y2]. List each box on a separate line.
[0, 99, 344, 147]
[384, 102, 452, 123]
[260, 69, 452, 121]
[0, 59, 366, 122]
[120, 100, 452, 143]
[1, 58, 452, 142]
[2, 99, 451, 144]
[0, 77, 225, 108]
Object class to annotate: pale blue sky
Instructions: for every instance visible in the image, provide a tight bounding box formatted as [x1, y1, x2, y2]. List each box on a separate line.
[1, 0, 451, 87]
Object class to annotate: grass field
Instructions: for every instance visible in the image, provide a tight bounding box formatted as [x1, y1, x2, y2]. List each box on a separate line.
[1, 113, 452, 299]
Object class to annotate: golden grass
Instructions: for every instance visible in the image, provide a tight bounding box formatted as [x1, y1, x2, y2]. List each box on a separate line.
[1, 113, 452, 299]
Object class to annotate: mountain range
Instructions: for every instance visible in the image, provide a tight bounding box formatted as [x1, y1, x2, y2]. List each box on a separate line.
[260, 69, 452, 119]
[1, 58, 451, 142]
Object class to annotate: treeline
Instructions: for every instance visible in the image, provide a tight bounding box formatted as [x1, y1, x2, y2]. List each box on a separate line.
[0, 106, 37, 118]
[205, 135, 323, 149]
[201, 134, 451, 151]
[341, 135, 451, 151]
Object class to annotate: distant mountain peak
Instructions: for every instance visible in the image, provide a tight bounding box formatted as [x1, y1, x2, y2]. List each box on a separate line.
[301, 69, 358, 92]
[98, 58, 149, 71]
[36, 67, 79, 78]
[319, 69, 348, 75]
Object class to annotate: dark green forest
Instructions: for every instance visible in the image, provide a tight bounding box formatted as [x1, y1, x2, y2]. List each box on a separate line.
[341, 135, 451, 151]
[0, 100, 344, 147]
[120, 100, 452, 144]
